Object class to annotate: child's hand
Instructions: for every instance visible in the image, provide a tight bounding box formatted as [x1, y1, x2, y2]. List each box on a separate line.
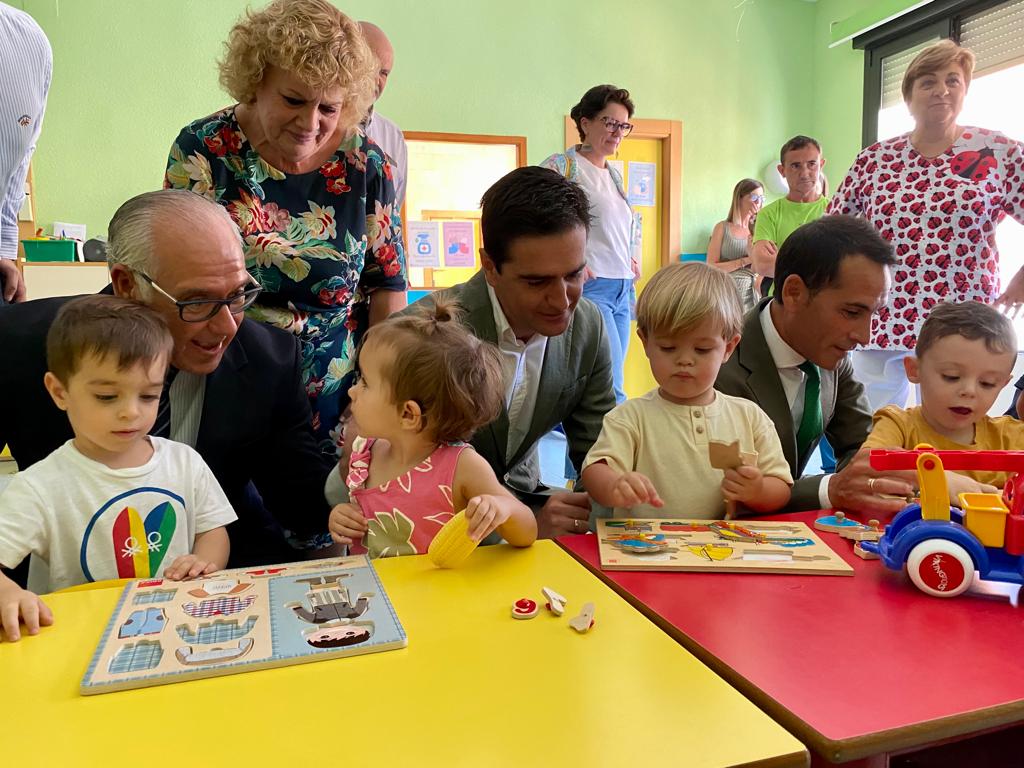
[610, 471, 664, 509]
[722, 465, 764, 504]
[946, 472, 999, 505]
[329, 503, 368, 545]
[0, 577, 53, 642]
[465, 494, 512, 542]
[163, 555, 219, 581]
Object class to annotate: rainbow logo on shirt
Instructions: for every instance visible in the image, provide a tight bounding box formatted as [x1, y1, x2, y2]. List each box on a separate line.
[111, 502, 177, 578]
[80, 487, 185, 582]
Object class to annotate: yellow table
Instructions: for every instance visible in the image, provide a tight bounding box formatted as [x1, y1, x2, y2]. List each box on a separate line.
[2, 541, 807, 767]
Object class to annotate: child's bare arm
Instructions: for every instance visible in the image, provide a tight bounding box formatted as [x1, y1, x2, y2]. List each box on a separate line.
[582, 460, 663, 510]
[163, 527, 230, 581]
[0, 569, 52, 642]
[722, 466, 791, 513]
[456, 450, 537, 546]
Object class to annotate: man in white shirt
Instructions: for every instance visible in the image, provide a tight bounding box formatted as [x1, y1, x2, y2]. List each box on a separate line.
[717, 215, 916, 514]
[359, 21, 407, 208]
[404, 167, 616, 537]
[0, 2, 51, 304]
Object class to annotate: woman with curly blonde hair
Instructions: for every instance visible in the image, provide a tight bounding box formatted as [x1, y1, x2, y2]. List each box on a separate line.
[165, 0, 407, 457]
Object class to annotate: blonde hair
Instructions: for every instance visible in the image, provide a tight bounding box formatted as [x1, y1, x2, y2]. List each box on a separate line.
[219, 0, 376, 133]
[902, 40, 976, 103]
[359, 299, 504, 443]
[637, 262, 743, 338]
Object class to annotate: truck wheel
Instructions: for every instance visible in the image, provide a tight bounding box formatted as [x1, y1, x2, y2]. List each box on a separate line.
[906, 540, 975, 597]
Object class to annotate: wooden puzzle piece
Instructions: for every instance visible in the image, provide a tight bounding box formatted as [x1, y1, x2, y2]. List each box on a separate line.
[853, 541, 879, 560]
[303, 620, 375, 649]
[708, 440, 758, 520]
[294, 572, 351, 587]
[742, 550, 831, 562]
[186, 579, 252, 598]
[605, 520, 654, 532]
[175, 638, 254, 666]
[118, 608, 167, 639]
[511, 598, 539, 619]
[608, 533, 671, 554]
[181, 595, 256, 619]
[108, 641, 163, 674]
[687, 544, 733, 561]
[541, 587, 567, 616]
[286, 582, 373, 624]
[839, 519, 883, 542]
[176, 616, 258, 645]
[244, 568, 287, 577]
[132, 588, 176, 605]
[427, 509, 479, 568]
[568, 602, 595, 633]
[813, 511, 864, 533]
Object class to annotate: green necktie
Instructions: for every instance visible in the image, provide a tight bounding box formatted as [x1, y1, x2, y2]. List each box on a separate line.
[796, 361, 823, 460]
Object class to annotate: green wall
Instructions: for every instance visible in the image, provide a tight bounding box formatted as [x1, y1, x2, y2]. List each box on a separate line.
[22, 0, 856, 253]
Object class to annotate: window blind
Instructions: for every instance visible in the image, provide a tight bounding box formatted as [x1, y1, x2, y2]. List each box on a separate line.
[961, 0, 1024, 76]
[880, 37, 941, 108]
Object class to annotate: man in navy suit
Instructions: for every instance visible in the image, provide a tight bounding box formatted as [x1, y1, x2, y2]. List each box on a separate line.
[0, 189, 332, 570]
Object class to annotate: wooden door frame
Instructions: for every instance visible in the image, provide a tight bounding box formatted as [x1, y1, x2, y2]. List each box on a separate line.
[563, 117, 682, 269]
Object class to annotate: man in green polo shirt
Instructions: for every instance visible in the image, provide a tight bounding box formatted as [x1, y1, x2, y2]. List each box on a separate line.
[751, 135, 828, 289]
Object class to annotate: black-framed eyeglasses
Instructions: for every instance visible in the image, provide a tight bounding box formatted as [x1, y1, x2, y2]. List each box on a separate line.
[600, 116, 634, 136]
[137, 272, 263, 323]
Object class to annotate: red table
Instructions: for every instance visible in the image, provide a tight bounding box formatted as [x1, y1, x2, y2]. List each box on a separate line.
[559, 511, 1024, 765]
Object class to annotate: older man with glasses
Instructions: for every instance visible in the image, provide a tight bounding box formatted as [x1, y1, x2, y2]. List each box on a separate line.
[0, 189, 334, 577]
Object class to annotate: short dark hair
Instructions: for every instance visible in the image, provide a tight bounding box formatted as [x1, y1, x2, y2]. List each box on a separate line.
[570, 84, 635, 142]
[917, 300, 1016, 358]
[480, 166, 591, 271]
[779, 135, 822, 165]
[774, 215, 896, 303]
[47, 295, 174, 383]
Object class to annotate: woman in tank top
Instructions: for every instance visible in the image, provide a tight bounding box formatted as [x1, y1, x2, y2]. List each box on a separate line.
[706, 178, 764, 310]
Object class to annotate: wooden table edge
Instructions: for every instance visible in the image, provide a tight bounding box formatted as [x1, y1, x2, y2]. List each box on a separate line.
[556, 535, 1024, 763]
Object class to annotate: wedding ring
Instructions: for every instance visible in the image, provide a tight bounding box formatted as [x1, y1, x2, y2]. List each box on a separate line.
[868, 478, 877, 493]
[572, 518, 580, 531]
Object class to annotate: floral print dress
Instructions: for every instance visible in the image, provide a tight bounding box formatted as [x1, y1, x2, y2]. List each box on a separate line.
[828, 127, 1024, 350]
[165, 108, 407, 454]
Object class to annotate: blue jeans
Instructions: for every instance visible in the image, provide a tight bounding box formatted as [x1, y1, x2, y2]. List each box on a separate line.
[583, 277, 633, 404]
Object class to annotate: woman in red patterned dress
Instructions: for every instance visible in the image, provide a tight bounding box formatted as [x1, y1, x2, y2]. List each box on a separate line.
[828, 40, 1024, 410]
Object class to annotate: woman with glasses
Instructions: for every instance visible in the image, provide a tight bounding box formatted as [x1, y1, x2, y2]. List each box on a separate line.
[706, 179, 764, 311]
[164, 0, 407, 456]
[541, 84, 639, 404]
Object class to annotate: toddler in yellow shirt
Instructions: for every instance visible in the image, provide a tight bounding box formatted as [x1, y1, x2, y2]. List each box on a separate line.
[581, 262, 793, 518]
[864, 300, 1024, 498]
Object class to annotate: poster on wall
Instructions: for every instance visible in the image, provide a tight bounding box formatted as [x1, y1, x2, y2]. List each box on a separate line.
[442, 221, 476, 268]
[406, 221, 441, 268]
[627, 161, 656, 207]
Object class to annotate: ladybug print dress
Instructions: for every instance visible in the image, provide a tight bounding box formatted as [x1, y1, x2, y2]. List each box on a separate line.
[827, 127, 1024, 350]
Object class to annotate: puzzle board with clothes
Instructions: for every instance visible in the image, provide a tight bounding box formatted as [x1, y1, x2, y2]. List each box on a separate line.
[80, 555, 406, 695]
[596, 519, 853, 575]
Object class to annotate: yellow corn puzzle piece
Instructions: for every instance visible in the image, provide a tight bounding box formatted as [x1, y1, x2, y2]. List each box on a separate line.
[427, 509, 479, 568]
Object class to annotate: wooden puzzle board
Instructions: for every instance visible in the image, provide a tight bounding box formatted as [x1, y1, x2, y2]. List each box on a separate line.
[596, 519, 853, 575]
[81, 555, 406, 694]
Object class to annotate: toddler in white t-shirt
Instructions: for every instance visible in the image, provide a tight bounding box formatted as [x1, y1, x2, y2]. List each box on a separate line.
[0, 296, 236, 641]
[582, 262, 793, 518]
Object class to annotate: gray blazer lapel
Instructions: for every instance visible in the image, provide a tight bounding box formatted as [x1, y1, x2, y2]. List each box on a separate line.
[737, 301, 798, 470]
[457, 272, 509, 470]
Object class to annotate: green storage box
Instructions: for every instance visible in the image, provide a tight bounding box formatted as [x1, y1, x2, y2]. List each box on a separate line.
[22, 239, 77, 262]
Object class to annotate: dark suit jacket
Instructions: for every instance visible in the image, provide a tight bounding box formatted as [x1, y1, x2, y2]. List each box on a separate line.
[0, 295, 332, 567]
[716, 298, 872, 510]
[405, 272, 615, 501]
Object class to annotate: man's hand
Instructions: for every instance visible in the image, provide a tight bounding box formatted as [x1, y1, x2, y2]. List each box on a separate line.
[829, 448, 917, 516]
[0, 259, 25, 303]
[536, 491, 591, 538]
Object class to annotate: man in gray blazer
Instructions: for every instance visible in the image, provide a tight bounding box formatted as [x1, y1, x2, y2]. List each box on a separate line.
[717, 215, 914, 513]
[407, 167, 615, 538]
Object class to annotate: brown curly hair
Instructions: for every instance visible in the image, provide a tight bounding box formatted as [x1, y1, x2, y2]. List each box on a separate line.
[359, 299, 504, 443]
[218, 0, 376, 133]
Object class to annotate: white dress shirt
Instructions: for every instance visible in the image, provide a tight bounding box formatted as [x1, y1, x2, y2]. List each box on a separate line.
[365, 110, 407, 208]
[759, 302, 833, 508]
[487, 283, 547, 462]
